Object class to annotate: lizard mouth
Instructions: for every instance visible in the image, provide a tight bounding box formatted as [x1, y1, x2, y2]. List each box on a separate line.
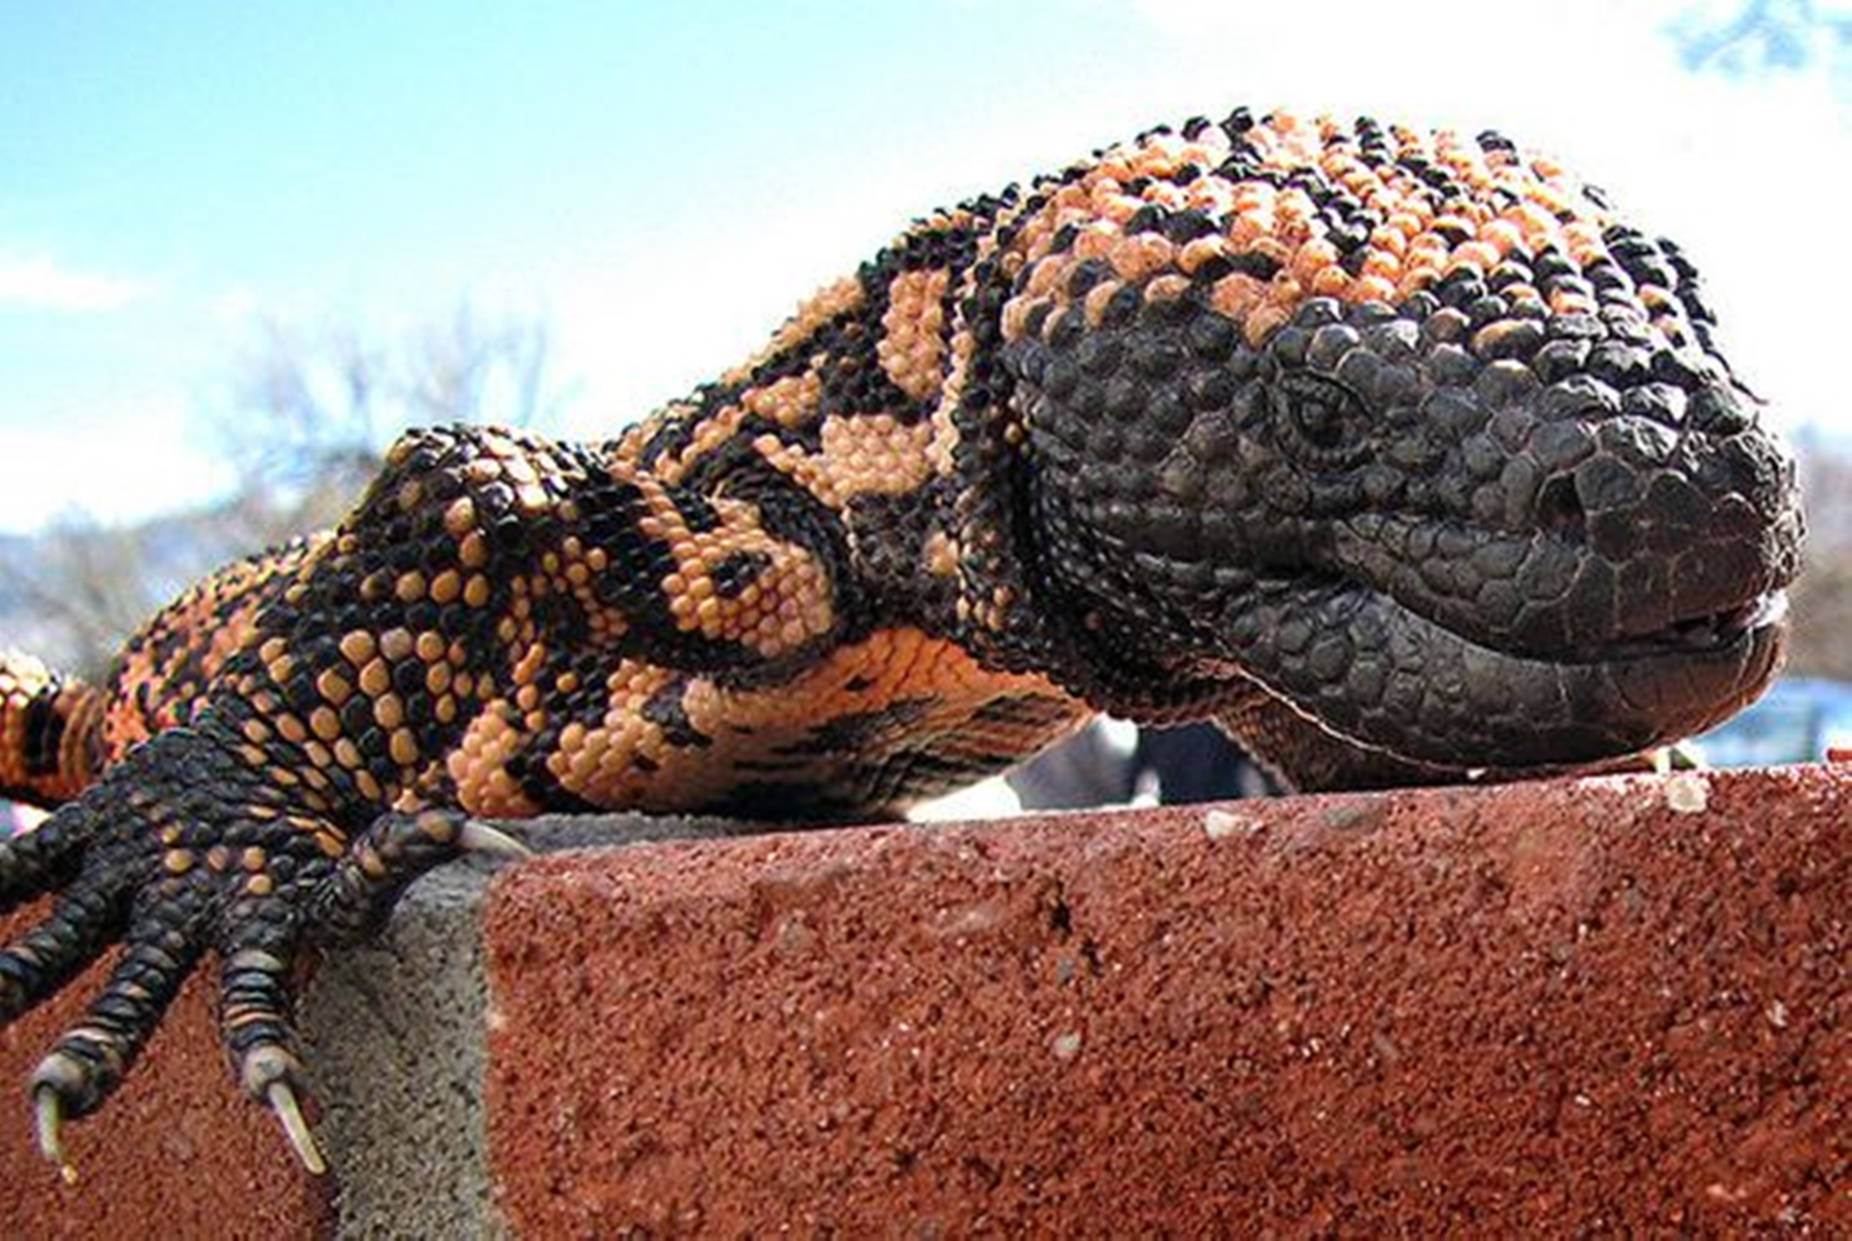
[1224, 577, 1789, 770]
[1590, 590, 1788, 662]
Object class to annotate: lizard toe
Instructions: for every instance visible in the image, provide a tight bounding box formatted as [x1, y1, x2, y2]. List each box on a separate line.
[26, 876, 213, 1175]
[0, 875, 127, 1021]
[218, 915, 325, 1174]
[308, 808, 530, 944]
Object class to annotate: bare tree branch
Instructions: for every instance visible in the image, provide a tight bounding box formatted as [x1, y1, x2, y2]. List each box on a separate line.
[7, 302, 570, 679]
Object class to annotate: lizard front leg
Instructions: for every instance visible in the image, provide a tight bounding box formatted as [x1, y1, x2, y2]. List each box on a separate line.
[0, 423, 752, 1175]
[0, 723, 524, 1175]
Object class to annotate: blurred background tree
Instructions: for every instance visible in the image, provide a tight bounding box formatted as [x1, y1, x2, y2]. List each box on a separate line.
[2, 303, 568, 680]
[212, 304, 565, 539]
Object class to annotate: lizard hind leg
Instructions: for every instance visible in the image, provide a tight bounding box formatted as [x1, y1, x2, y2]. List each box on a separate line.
[0, 724, 528, 1178]
[0, 650, 106, 809]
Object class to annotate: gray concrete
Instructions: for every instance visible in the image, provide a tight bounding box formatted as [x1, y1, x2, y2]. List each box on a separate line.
[298, 813, 767, 1240]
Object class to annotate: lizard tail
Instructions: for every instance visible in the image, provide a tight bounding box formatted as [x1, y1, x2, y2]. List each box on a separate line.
[0, 650, 107, 809]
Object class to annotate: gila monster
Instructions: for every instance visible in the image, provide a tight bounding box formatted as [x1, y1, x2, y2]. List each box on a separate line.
[0, 106, 1804, 1178]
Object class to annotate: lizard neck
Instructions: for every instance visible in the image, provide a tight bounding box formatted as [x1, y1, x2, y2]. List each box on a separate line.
[904, 228, 1245, 721]
[946, 423, 1252, 721]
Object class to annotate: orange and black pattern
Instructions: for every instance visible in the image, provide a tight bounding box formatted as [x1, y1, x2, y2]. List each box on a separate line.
[0, 108, 1803, 1178]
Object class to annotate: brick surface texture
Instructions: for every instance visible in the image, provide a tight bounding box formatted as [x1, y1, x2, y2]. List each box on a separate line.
[0, 765, 1844, 1237]
[484, 768, 1848, 1235]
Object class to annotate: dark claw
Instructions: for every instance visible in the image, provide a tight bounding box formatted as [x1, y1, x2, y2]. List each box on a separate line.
[34, 1086, 72, 1181]
[247, 1047, 326, 1175]
[309, 808, 529, 943]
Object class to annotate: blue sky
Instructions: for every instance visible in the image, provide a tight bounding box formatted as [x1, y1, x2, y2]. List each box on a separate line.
[2, 0, 1848, 531]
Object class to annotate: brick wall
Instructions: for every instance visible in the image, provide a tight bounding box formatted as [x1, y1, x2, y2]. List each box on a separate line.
[2, 767, 1846, 1236]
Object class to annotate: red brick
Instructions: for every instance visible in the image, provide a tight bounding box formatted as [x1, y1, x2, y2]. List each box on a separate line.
[483, 767, 1849, 1235]
[0, 765, 1844, 1235]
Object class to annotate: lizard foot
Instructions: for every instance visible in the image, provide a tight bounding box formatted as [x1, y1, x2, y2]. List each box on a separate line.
[0, 724, 529, 1178]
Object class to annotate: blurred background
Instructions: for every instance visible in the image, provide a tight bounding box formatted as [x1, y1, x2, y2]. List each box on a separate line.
[3, 1, 1848, 830]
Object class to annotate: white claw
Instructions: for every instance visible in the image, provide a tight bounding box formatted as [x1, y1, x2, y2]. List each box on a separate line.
[265, 1080, 327, 1175]
[457, 821, 533, 860]
[33, 1088, 74, 1183]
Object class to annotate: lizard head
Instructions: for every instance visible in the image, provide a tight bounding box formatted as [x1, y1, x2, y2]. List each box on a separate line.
[997, 109, 1804, 769]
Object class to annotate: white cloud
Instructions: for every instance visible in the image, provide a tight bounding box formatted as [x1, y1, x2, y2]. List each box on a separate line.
[0, 414, 233, 533]
[0, 252, 148, 312]
[211, 286, 259, 323]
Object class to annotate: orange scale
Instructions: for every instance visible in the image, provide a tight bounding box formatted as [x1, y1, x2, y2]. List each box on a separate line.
[1565, 242, 1607, 271]
[1289, 238, 1339, 284]
[1503, 201, 1560, 244]
[1226, 215, 1267, 249]
[1531, 181, 1577, 216]
[1474, 218, 1518, 255]
[1097, 194, 1141, 226]
[1318, 150, 1363, 177]
[1351, 273, 1399, 305]
[1310, 266, 1352, 300]
[1184, 188, 1235, 222]
[1145, 273, 1191, 303]
[1561, 218, 1605, 248]
[1277, 188, 1316, 219]
[1432, 211, 1476, 237]
[1368, 227, 1408, 259]
[1243, 302, 1293, 349]
[1265, 275, 1305, 308]
[1359, 249, 1401, 281]
[1454, 199, 1494, 227]
[1143, 182, 1188, 212]
[1638, 285, 1679, 311]
[1339, 171, 1379, 201]
[1073, 227, 1117, 260]
[1404, 194, 1439, 222]
[1084, 173, 1122, 201]
[1406, 239, 1451, 271]
[1435, 142, 1477, 169]
[1444, 244, 1495, 276]
[1110, 233, 1175, 282]
[1397, 264, 1444, 298]
[1459, 170, 1500, 200]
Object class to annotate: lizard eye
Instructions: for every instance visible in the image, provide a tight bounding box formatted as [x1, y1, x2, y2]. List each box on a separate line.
[1274, 372, 1368, 466]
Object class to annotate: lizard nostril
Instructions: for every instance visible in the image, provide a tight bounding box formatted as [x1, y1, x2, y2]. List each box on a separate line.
[1537, 476, 1587, 544]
